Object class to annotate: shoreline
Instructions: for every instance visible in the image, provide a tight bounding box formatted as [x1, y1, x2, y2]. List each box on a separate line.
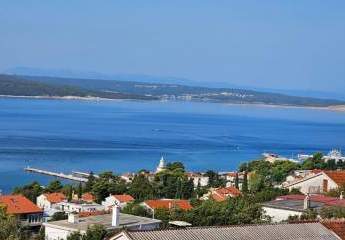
[0, 94, 344, 113]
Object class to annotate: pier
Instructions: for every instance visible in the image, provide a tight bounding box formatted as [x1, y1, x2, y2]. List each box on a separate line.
[24, 167, 89, 182]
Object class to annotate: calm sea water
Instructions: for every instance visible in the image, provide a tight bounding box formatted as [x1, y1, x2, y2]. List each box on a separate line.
[0, 98, 345, 193]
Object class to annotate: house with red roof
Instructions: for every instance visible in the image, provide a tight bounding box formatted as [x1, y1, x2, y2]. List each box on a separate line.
[142, 199, 192, 214]
[0, 195, 43, 227]
[37, 192, 66, 210]
[284, 170, 345, 194]
[102, 194, 135, 209]
[201, 186, 241, 202]
[81, 192, 96, 203]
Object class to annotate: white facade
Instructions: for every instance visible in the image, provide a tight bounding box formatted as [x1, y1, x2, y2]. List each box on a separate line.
[44, 212, 161, 240]
[45, 226, 70, 240]
[285, 172, 338, 194]
[187, 175, 209, 187]
[263, 207, 303, 222]
[55, 201, 105, 213]
[37, 195, 53, 210]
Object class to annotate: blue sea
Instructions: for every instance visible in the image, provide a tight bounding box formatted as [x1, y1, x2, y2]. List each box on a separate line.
[0, 98, 345, 193]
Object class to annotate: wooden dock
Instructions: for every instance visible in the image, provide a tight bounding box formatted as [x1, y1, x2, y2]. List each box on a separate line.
[24, 167, 89, 182]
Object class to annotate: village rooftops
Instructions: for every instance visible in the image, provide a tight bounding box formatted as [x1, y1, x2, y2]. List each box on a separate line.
[44, 192, 66, 203]
[110, 222, 341, 240]
[0, 195, 43, 214]
[43, 212, 161, 233]
[262, 194, 345, 213]
[112, 194, 134, 203]
[144, 199, 192, 211]
[211, 186, 241, 202]
[285, 170, 345, 188]
[81, 192, 95, 203]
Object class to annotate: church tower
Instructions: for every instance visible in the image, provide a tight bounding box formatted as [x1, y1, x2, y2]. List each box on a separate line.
[156, 156, 166, 173]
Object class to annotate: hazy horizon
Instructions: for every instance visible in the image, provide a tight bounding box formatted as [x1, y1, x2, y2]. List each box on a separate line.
[1, 1, 344, 94]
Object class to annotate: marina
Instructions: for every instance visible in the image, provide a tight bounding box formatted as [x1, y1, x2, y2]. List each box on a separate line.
[24, 167, 90, 182]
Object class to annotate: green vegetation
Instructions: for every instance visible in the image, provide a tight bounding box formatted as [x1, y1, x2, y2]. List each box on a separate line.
[0, 74, 156, 100]
[2, 74, 344, 107]
[320, 206, 345, 219]
[66, 225, 107, 240]
[0, 206, 24, 240]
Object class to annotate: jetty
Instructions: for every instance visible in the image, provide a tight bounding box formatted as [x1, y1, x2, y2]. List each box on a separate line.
[24, 167, 89, 182]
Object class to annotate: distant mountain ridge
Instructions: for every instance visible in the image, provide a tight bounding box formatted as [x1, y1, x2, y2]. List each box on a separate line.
[4, 67, 199, 86]
[5, 66, 345, 100]
[0, 74, 156, 100]
[1, 73, 344, 107]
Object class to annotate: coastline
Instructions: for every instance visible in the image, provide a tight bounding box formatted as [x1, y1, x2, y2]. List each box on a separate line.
[0, 94, 344, 113]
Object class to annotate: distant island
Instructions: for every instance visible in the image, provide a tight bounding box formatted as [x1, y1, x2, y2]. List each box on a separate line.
[1, 74, 344, 108]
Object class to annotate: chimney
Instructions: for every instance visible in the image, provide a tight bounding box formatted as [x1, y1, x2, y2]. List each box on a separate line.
[68, 212, 79, 224]
[112, 204, 120, 227]
[304, 193, 311, 210]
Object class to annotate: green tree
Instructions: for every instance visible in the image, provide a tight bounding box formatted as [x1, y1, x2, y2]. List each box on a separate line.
[91, 172, 127, 203]
[67, 185, 73, 202]
[66, 225, 107, 240]
[234, 173, 239, 189]
[0, 206, 23, 240]
[205, 170, 225, 188]
[242, 171, 248, 193]
[67, 231, 82, 240]
[122, 202, 150, 217]
[46, 180, 63, 193]
[83, 225, 107, 240]
[166, 162, 185, 172]
[128, 174, 154, 201]
[320, 206, 345, 219]
[300, 209, 317, 220]
[84, 172, 96, 193]
[78, 182, 83, 199]
[12, 181, 43, 203]
[50, 212, 68, 221]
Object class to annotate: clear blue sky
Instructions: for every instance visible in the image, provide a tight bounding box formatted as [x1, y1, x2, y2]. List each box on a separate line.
[0, 0, 344, 92]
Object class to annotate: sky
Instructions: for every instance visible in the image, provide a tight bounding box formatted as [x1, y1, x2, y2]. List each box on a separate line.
[0, 0, 345, 93]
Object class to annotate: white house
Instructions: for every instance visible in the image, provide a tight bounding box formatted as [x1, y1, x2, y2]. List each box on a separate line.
[262, 194, 345, 222]
[186, 172, 209, 187]
[37, 193, 66, 210]
[102, 194, 135, 209]
[55, 200, 105, 213]
[43, 205, 161, 240]
[283, 170, 345, 194]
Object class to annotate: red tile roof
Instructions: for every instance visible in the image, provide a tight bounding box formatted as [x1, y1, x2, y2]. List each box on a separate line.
[145, 199, 192, 211]
[113, 194, 134, 203]
[324, 171, 345, 186]
[322, 219, 345, 240]
[79, 210, 109, 218]
[211, 186, 241, 201]
[44, 192, 66, 203]
[0, 195, 42, 214]
[82, 193, 95, 202]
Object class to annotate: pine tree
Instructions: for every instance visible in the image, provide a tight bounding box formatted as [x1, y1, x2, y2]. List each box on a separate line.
[242, 171, 248, 193]
[68, 185, 73, 202]
[235, 172, 239, 189]
[78, 182, 83, 199]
